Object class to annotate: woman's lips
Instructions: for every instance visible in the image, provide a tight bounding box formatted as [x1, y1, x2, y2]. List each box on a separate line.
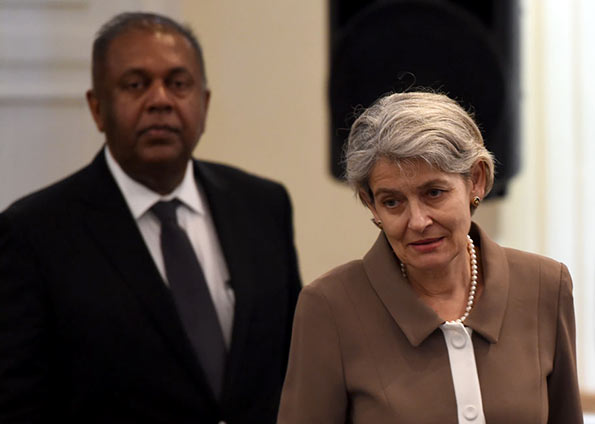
[409, 237, 444, 252]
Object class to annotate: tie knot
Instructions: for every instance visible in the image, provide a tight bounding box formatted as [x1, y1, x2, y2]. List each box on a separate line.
[152, 200, 180, 224]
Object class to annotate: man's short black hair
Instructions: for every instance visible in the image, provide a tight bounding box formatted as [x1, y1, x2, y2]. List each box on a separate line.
[91, 11, 207, 92]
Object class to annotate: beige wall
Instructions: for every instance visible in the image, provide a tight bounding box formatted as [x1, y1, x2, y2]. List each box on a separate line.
[181, 2, 595, 395]
[1, 0, 592, 400]
[181, 1, 537, 285]
[183, 1, 376, 284]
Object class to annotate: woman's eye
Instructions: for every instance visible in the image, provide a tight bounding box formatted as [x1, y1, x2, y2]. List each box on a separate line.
[427, 189, 444, 198]
[383, 199, 399, 208]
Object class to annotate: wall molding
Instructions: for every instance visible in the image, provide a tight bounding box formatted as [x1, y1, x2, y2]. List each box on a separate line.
[0, 0, 87, 9]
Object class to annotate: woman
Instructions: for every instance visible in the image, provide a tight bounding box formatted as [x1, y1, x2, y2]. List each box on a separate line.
[277, 92, 582, 423]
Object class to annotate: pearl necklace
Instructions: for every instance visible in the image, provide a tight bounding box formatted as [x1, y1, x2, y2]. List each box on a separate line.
[400, 234, 478, 324]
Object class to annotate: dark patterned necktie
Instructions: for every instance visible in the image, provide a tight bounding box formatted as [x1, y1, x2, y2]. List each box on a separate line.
[151, 200, 226, 397]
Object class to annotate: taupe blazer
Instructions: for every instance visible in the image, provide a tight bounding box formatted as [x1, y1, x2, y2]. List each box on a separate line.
[278, 223, 582, 423]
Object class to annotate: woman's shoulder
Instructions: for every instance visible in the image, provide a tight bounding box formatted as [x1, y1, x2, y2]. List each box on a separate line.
[474, 222, 567, 281]
[303, 259, 368, 297]
[297, 259, 383, 327]
[499, 246, 572, 296]
[502, 246, 567, 276]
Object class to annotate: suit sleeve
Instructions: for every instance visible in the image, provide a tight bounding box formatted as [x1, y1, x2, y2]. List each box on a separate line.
[277, 285, 348, 424]
[0, 211, 50, 422]
[546, 263, 583, 423]
[279, 186, 302, 363]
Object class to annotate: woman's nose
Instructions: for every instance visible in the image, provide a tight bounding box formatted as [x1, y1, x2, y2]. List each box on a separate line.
[407, 201, 432, 232]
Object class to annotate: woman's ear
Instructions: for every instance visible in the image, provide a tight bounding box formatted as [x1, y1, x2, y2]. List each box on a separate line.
[360, 189, 381, 223]
[470, 161, 487, 199]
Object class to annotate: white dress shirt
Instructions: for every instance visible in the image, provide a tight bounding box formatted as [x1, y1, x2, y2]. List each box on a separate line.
[104, 147, 235, 348]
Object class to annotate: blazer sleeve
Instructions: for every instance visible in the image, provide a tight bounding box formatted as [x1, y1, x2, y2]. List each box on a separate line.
[546, 263, 583, 423]
[0, 211, 49, 423]
[277, 285, 347, 424]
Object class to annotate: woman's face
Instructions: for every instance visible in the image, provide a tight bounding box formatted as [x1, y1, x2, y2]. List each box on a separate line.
[364, 158, 485, 274]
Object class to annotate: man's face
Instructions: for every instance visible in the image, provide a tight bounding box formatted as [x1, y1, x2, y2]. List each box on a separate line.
[87, 28, 209, 190]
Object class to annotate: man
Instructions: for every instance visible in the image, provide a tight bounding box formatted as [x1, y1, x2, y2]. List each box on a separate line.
[0, 12, 301, 423]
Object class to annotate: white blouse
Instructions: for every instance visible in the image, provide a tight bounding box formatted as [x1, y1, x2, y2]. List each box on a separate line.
[440, 322, 486, 423]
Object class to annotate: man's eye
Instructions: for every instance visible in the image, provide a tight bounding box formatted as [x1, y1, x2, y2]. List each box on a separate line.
[123, 80, 145, 90]
[168, 77, 192, 90]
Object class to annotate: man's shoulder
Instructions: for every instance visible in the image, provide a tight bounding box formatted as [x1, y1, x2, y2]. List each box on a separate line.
[2, 159, 98, 219]
[194, 159, 288, 197]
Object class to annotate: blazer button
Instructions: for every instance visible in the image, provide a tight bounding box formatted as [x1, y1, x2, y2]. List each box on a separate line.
[463, 404, 478, 420]
[451, 332, 466, 349]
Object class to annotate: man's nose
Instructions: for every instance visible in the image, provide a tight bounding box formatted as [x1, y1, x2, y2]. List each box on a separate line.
[407, 201, 432, 232]
[146, 81, 173, 113]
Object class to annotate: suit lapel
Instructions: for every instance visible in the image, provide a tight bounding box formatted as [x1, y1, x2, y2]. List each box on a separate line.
[193, 161, 255, 400]
[79, 152, 216, 403]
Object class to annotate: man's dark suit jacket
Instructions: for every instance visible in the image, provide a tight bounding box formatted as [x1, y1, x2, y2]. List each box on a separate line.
[0, 151, 302, 423]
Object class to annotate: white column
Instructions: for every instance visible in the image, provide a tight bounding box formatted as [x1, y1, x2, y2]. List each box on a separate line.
[534, 0, 595, 391]
[576, 0, 595, 393]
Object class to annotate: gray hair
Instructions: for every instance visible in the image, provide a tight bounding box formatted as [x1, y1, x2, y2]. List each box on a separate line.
[344, 91, 495, 202]
[92, 12, 207, 91]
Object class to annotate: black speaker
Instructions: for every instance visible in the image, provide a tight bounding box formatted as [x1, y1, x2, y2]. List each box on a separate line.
[329, 0, 520, 197]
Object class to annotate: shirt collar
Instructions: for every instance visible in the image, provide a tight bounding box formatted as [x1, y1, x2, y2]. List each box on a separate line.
[104, 146, 204, 219]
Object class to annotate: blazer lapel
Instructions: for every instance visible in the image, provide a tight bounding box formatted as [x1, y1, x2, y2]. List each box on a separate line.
[363, 233, 444, 347]
[193, 161, 255, 400]
[464, 222, 509, 343]
[79, 152, 216, 403]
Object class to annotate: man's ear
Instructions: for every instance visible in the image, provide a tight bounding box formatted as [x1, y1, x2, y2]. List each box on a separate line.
[203, 88, 211, 113]
[198, 88, 211, 134]
[470, 160, 487, 199]
[86, 89, 105, 133]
